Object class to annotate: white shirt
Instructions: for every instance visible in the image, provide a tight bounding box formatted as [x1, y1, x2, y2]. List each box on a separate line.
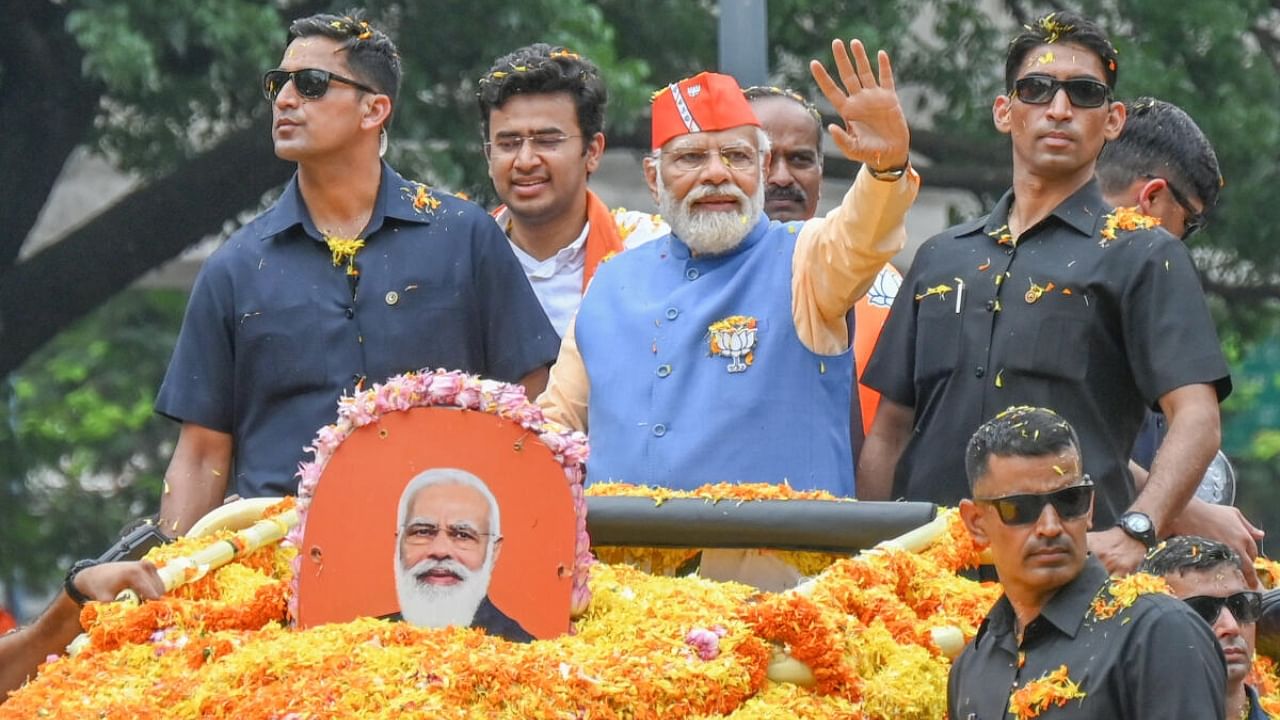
[494, 207, 668, 338]
[502, 216, 590, 338]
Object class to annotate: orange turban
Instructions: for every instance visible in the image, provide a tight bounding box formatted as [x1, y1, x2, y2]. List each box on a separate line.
[650, 72, 761, 150]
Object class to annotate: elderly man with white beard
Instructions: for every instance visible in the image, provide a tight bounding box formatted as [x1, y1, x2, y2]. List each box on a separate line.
[389, 468, 532, 643]
[538, 40, 918, 497]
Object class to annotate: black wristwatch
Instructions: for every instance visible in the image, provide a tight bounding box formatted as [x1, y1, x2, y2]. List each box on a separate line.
[63, 559, 100, 606]
[1117, 511, 1157, 549]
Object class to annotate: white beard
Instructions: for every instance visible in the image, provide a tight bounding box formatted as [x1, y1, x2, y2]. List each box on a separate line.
[395, 554, 494, 629]
[659, 174, 765, 256]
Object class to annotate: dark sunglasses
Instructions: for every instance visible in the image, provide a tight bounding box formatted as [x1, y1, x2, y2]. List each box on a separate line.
[1013, 75, 1111, 108]
[262, 68, 377, 102]
[1183, 591, 1263, 626]
[975, 479, 1094, 526]
[1144, 175, 1206, 239]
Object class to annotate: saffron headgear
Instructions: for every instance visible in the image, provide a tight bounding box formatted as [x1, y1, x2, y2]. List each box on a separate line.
[650, 71, 761, 150]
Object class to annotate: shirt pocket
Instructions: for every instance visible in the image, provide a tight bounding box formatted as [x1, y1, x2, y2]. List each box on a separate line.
[377, 284, 469, 375]
[235, 304, 329, 396]
[1003, 299, 1093, 381]
[915, 292, 963, 382]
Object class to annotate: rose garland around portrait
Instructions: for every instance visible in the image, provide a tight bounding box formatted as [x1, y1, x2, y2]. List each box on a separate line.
[284, 368, 593, 620]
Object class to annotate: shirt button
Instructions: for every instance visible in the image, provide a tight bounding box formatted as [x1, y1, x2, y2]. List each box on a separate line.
[385, 291, 399, 305]
[975, 366, 985, 378]
[656, 364, 672, 378]
[985, 300, 996, 311]
[685, 267, 699, 281]
[652, 423, 667, 437]
[345, 307, 355, 319]
[665, 307, 680, 320]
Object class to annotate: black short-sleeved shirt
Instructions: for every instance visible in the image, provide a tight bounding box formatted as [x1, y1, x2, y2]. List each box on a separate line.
[948, 558, 1226, 720]
[156, 163, 559, 498]
[863, 180, 1231, 526]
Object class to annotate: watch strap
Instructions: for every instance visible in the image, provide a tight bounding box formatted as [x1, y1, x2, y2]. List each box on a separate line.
[63, 559, 99, 606]
[867, 162, 909, 182]
[1118, 511, 1157, 548]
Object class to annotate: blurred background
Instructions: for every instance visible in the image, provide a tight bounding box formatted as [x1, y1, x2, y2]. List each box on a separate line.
[3, 0, 1278, 618]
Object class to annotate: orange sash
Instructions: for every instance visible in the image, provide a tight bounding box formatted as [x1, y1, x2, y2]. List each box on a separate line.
[582, 190, 625, 289]
[491, 190, 624, 291]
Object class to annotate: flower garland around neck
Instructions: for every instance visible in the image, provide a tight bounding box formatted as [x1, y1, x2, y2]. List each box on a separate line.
[323, 232, 365, 277]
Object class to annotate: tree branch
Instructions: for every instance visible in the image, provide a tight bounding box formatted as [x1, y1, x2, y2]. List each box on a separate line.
[0, 122, 292, 377]
[1, 0, 102, 271]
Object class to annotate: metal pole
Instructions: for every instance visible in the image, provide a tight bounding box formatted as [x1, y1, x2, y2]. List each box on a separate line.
[718, 0, 768, 87]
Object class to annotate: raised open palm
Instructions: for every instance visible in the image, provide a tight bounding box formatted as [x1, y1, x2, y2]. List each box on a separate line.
[810, 39, 910, 171]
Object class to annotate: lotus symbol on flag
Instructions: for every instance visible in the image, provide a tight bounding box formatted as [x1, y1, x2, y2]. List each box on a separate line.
[708, 315, 758, 373]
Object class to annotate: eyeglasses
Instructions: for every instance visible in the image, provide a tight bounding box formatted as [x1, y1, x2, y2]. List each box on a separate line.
[661, 143, 762, 173]
[974, 479, 1094, 526]
[1013, 75, 1111, 108]
[484, 133, 581, 158]
[262, 68, 377, 102]
[1144, 175, 1206, 239]
[401, 522, 496, 551]
[1183, 591, 1263, 626]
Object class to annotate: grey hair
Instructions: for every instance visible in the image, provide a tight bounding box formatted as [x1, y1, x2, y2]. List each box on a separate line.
[396, 468, 501, 538]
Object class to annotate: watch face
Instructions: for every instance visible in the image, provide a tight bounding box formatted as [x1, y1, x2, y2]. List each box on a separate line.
[1127, 514, 1152, 532]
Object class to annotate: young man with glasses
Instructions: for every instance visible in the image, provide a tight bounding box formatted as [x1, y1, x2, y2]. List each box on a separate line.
[1141, 536, 1272, 719]
[155, 12, 558, 535]
[952, 406, 1226, 720]
[860, 11, 1231, 578]
[538, 41, 918, 498]
[477, 44, 665, 338]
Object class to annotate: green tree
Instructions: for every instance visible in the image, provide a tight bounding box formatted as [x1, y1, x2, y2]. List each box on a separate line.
[5, 0, 1279, 376]
[3, 0, 1280, 602]
[0, 0, 652, 377]
[0, 290, 185, 598]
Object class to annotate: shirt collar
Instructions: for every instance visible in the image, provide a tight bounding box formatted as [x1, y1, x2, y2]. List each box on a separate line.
[981, 556, 1109, 642]
[506, 219, 590, 278]
[1245, 684, 1270, 719]
[959, 179, 1108, 242]
[255, 161, 434, 242]
[667, 212, 771, 260]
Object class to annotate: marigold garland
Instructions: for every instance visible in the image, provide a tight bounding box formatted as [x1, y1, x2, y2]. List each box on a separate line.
[9, 493, 1276, 718]
[741, 593, 863, 700]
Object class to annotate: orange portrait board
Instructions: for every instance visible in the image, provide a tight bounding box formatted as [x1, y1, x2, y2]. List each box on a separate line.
[295, 406, 577, 639]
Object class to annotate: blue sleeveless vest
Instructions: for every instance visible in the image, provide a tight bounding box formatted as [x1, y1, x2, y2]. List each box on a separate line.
[575, 214, 855, 495]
